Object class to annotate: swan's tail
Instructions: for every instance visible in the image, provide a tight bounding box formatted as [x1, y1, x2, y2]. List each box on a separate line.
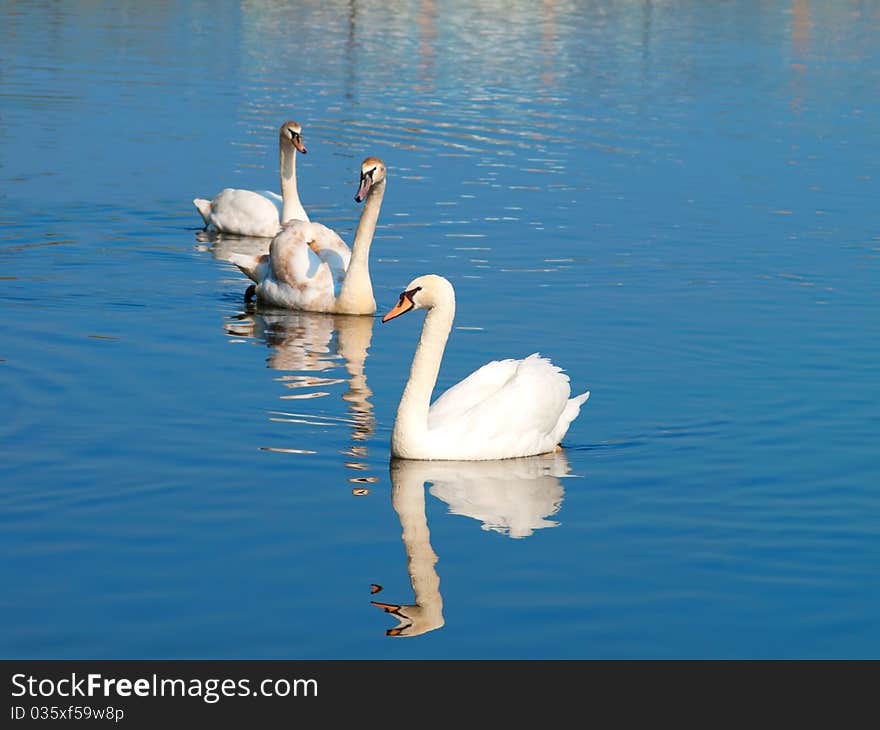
[553, 389, 590, 446]
[193, 198, 212, 226]
[564, 389, 591, 424]
[227, 253, 268, 284]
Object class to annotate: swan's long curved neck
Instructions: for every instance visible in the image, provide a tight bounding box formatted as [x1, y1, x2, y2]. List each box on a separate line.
[279, 143, 307, 224]
[393, 295, 455, 446]
[335, 179, 385, 313]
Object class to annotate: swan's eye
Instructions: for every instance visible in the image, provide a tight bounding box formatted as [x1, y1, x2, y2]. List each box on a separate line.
[397, 286, 421, 305]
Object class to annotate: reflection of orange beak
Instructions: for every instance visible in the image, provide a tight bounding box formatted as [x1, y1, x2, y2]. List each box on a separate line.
[293, 137, 307, 154]
[371, 601, 403, 614]
[382, 296, 414, 323]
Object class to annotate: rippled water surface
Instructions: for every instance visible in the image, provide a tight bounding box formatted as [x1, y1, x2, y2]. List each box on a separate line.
[1, 1, 878, 658]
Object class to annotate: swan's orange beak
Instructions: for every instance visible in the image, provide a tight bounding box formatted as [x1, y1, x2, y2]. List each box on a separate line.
[382, 291, 415, 322]
[293, 136, 307, 154]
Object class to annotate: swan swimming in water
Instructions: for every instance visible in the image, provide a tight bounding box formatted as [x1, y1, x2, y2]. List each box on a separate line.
[228, 157, 387, 316]
[194, 120, 309, 237]
[382, 274, 590, 461]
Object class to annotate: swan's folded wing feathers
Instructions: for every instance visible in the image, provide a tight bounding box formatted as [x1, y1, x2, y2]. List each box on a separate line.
[304, 224, 351, 287]
[256, 221, 337, 308]
[268, 222, 311, 279]
[427, 357, 523, 427]
[259, 190, 284, 216]
[428, 353, 571, 443]
[466, 354, 571, 440]
[209, 188, 280, 237]
[306, 224, 351, 260]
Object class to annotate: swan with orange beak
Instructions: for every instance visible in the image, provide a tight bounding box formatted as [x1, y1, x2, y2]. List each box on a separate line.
[382, 274, 590, 461]
[195, 120, 310, 237]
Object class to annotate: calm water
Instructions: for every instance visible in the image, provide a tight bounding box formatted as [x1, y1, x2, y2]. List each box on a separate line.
[1, 0, 878, 659]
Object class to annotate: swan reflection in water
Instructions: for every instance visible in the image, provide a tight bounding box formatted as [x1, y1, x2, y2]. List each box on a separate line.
[196, 230, 270, 262]
[224, 305, 376, 469]
[373, 451, 571, 637]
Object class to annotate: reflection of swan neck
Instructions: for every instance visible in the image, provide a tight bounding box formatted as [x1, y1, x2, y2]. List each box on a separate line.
[336, 315, 373, 377]
[279, 140, 306, 224]
[395, 481, 441, 613]
[346, 371, 375, 441]
[335, 180, 384, 313]
[336, 315, 376, 439]
[392, 292, 455, 455]
[382, 464, 444, 636]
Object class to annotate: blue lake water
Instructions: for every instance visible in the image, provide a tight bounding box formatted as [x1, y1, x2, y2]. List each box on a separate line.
[1, 1, 878, 658]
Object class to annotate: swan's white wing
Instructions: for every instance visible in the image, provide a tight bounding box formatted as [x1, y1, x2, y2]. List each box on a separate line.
[428, 354, 573, 457]
[429, 354, 568, 432]
[206, 188, 280, 238]
[259, 190, 284, 216]
[298, 223, 351, 289]
[253, 221, 337, 310]
[427, 358, 523, 427]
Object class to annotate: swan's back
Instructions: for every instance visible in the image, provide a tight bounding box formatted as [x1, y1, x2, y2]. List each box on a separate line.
[429, 354, 567, 431]
[248, 221, 341, 311]
[206, 188, 281, 238]
[271, 220, 350, 283]
[290, 220, 351, 288]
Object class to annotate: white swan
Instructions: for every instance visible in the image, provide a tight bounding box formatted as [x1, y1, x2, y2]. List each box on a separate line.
[227, 157, 386, 315]
[193, 120, 309, 237]
[382, 275, 590, 460]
